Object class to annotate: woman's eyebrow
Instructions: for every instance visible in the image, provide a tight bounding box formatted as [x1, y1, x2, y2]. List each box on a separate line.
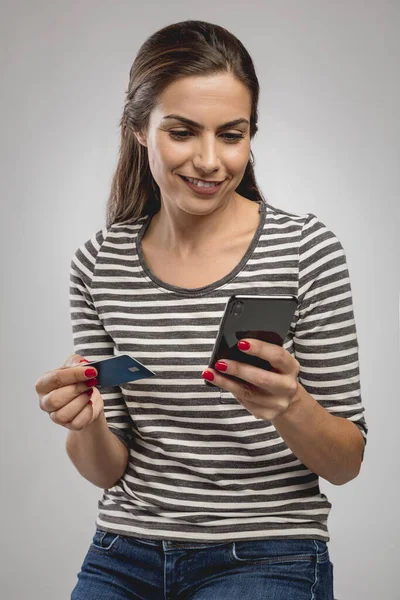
[162, 114, 249, 130]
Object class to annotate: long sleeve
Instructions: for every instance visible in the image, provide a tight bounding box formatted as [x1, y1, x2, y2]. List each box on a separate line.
[294, 214, 368, 448]
[69, 229, 133, 448]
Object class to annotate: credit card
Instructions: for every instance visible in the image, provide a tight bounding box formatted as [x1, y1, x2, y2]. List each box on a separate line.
[83, 354, 156, 388]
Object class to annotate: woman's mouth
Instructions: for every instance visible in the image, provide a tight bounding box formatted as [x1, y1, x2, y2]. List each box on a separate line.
[179, 175, 225, 195]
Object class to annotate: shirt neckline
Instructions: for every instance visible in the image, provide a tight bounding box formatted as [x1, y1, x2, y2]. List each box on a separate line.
[135, 200, 267, 298]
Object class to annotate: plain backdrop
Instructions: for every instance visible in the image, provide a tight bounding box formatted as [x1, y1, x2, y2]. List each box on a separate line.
[1, 1, 399, 598]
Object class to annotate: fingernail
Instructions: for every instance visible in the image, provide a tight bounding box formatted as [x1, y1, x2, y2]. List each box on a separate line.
[238, 340, 251, 351]
[87, 388, 94, 397]
[84, 368, 97, 378]
[79, 359, 89, 364]
[202, 370, 215, 382]
[87, 399, 93, 405]
[215, 361, 227, 372]
[84, 378, 98, 387]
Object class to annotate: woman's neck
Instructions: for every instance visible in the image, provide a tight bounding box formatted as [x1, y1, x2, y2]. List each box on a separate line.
[145, 193, 257, 258]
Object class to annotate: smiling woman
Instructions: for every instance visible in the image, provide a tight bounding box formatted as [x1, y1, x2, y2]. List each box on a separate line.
[106, 22, 265, 226]
[132, 72, 253, 224]
[34, 19, 367, 600]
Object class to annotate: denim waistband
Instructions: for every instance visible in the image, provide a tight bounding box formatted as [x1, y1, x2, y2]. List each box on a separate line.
[125, 535, 327, 554]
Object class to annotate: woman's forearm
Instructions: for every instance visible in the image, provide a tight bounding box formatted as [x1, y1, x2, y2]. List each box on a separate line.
[66, 412, 129, 489]
[272, 383, 365, 485]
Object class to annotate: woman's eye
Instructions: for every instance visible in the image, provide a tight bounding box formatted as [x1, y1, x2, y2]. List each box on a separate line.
[169, 131, 193, 139]
[221, 133, 245, 141]
[169, 131, 244, 142]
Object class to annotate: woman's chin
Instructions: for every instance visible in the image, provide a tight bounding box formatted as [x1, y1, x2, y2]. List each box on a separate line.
[172, 190, 235, 215]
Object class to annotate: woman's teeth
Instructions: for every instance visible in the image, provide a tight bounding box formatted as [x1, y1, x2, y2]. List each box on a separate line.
[182, 176, 221, 188]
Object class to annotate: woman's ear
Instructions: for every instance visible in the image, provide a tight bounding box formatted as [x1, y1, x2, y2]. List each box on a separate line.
[133, 130, 148, 147]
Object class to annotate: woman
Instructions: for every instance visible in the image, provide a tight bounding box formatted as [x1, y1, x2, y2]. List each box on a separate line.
[36, 20, 367, 599]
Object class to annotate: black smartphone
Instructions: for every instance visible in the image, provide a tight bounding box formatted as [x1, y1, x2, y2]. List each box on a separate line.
[206, 295, 298, 384]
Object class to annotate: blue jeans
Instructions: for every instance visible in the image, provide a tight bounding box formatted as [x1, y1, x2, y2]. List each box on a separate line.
[71, 528, 334, 599]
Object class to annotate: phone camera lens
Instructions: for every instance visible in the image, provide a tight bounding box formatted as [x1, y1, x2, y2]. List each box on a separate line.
[232, 301, 244, 317]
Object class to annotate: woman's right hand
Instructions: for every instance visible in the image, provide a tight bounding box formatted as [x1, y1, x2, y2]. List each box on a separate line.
[35, 354, 104, 431]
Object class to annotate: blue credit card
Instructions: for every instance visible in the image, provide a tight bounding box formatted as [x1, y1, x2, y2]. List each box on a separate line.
[84, 355, 156, 388]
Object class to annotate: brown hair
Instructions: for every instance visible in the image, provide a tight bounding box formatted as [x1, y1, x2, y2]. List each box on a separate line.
[106, 20, 266, 227]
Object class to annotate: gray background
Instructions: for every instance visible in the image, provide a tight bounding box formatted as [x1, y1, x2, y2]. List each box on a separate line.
[1, 1, 399, 598]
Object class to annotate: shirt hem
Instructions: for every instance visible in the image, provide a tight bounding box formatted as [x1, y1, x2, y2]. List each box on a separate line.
[94, 519, 330, 545]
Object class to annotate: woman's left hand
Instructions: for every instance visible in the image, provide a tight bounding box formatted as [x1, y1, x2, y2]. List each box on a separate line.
[202, 339, 301, 421]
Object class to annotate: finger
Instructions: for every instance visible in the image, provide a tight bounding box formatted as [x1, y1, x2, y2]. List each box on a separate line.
[54, 387, 103, 431]
[237, 339, 299, 376]
[202, 367, 270, 413]
[212, 360, 297, 398]
[35, 363, 98, 396]
[40, 378, 98, 413]
[63, 353, 90, 368]
[49, 390, 94, 427]
[65, 402, 94, 431]
[202, 368, 293, 420]
[202, 367, 254, 398]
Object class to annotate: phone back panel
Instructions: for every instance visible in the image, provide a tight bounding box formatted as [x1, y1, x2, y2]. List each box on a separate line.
[208, 295, 298, 373]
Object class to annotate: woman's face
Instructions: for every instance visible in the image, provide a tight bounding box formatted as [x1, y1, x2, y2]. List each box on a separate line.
[136, 73, 252, 216]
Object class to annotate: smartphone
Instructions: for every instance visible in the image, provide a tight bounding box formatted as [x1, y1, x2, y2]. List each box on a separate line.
[82, 354, 156, 388]
[207, 295, 298, 384]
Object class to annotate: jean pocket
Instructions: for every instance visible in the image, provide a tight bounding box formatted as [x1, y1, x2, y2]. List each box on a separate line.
[230, 539, 322, 565]
[90, 528, 121, 553]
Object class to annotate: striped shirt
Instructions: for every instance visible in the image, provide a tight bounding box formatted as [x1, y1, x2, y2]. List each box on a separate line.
[70, 200, 367, 543]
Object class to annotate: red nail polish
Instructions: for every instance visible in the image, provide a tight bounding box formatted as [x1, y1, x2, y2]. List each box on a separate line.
[87, 388, 94, 397]
[84, 368, 97, 378]
[215, 361, 227, 372]
[84, 378, 98, 387]
[202, 370, 215, 382]
[87, 399, 93, 405]
[79, 359, 89, 364]
[238, 340, 251, 351]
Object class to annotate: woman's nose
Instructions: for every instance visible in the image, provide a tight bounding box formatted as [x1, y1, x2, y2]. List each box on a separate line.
[192, 137, 221, 173]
